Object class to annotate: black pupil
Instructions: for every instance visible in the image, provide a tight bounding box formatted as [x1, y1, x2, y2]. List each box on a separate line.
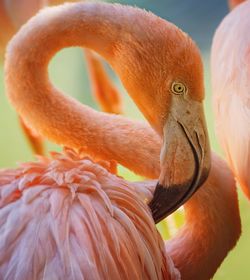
[176, 85, 182, 91]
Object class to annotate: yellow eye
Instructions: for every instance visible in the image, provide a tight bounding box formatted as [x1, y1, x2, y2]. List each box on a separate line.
[171, 82, 187, 95]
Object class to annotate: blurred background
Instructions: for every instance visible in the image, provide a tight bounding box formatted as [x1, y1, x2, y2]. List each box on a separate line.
[0, 0, 249, 279]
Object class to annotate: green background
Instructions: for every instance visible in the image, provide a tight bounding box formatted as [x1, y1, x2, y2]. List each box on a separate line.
[0, 0, 249, 279]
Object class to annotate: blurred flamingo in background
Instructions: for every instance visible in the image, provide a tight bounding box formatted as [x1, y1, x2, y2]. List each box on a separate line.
[0, 0, 44, 57]
[0, 0, 122, 155]
[211, 0, 250, 198]
[0, 2, 240, 279]
[85, 49, 123, 115]
[0, 0, 46, 154]
[0, 0, 78, 55]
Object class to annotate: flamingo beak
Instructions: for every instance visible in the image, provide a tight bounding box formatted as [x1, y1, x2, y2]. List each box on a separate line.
[149, 100, 211, 223]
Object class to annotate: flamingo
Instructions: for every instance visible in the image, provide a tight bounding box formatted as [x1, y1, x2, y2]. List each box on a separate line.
[0, 0, 122, 154]
[211, 0, 250, 198]
[6, 2, 213, 223]
[1, 2, 240, 279]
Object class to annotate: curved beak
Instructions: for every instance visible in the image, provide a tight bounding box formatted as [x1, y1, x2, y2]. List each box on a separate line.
[149, 99, 211, 223]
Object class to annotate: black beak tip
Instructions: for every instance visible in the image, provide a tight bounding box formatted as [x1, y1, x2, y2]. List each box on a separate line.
[148, 182, 185, 224]
[148, 183, 173, 224]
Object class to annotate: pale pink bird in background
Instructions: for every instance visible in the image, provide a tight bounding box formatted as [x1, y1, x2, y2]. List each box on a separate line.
[211, 0, 250, 198]
[1, 3, 241, 279]
[0, 0, 122, 154]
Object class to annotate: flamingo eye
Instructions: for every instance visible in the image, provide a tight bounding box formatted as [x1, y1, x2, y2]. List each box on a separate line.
[171, 82, 187, 95]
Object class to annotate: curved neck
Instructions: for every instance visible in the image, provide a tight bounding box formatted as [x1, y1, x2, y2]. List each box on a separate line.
[5, 2, 162, 178]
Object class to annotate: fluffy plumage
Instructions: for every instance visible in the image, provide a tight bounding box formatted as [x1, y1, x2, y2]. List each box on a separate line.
[0, 149, 179, 280]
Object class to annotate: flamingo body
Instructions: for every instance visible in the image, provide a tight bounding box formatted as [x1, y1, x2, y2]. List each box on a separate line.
[211, 0, 250, 198]
[0, 149, 179, 280]
[0, 152, 240, 279]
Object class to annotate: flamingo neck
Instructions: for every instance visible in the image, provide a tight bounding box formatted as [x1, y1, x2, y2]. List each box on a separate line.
[165, 153, 240, 279]
[5, 2, 163, 178]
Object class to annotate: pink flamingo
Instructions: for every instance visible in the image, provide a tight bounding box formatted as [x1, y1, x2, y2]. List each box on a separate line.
[0, 0, 122, 154]
[6, 2, 212, 223]
[1, 2, 240, 279]
[211, 0, 250, 198]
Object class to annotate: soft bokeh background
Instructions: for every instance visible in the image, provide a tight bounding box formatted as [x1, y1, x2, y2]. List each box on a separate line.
[0, 0, 249, 279]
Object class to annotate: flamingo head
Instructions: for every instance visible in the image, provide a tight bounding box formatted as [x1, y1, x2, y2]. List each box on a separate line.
[107, 6, 211, 223]
[147, 29, 211, 223]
